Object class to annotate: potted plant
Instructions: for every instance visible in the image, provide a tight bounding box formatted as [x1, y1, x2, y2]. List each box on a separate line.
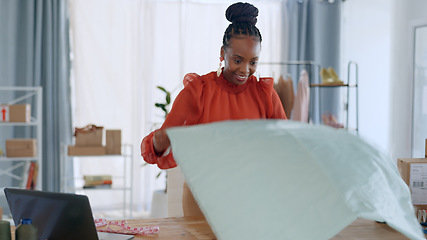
[149, 86, 171, 218]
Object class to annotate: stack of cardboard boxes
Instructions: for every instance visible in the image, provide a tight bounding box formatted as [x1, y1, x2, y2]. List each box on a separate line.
[1, 104, 37, 158]
[398, 139, 427, 212]
[68, 125, 121, 156]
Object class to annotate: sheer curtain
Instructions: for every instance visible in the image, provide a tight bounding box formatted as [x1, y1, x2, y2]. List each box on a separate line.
[69, 0, 288, 215]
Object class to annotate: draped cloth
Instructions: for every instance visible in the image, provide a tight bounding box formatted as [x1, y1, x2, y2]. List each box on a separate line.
[167, 120, 424, 240]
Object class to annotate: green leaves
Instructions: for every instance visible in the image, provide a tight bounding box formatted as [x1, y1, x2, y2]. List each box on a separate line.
[155, 86, 171, 118]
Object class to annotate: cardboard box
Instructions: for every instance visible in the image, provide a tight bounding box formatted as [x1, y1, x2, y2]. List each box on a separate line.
[75, 125, 103, 146]
[68, 146, 106, 156]
[10, 104, 31, 122]
[106, 130, 121, 155]
[6, 139, 37, 157]
[0, 104, 31, 122]
[398, 158, 427, 210]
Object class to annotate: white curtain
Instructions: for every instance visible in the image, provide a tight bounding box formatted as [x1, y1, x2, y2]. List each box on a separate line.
[69, 0, 288, 216]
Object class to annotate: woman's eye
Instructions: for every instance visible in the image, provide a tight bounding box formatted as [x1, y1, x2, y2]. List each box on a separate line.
[251, 61, 258, 66]
[234, 59, 241, 64]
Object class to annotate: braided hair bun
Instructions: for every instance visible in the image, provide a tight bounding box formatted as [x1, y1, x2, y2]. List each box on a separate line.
[222, 2, 262, 47]
[226, 2, 259, 25]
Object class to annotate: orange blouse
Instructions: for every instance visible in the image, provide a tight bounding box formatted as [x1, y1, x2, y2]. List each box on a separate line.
[141, 71, 287, 169]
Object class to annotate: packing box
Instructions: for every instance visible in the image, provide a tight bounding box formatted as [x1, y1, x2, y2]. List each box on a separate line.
[106, 130, 121, 155]
[6, 139, 37, 157]
[74, 125, 103, 146]
[398, 158, 427, 210]
[68, 146, 106, 156]
[0, 104, 31, 122]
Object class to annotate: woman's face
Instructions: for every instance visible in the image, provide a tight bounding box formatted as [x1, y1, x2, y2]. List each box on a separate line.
[221, 36, 261, 85]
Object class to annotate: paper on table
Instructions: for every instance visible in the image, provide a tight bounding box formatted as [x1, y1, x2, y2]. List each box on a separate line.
[167, 120, 424, 240]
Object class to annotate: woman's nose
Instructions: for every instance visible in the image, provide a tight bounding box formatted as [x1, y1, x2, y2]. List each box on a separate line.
[239, 64, 250, 75]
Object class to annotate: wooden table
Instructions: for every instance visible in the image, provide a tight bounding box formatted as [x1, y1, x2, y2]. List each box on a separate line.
[8, 217, 422, 239]
[96, 217, 420, 240]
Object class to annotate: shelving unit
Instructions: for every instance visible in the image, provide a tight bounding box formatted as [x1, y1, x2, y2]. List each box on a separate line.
[0, 87, 43, 195]
[309, 61, 359, 133]
[259, 61, 359, 132]
[60, 144, 133, 218]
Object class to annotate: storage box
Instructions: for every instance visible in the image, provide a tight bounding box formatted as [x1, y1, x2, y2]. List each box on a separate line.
[0, 104, 31, 122]
[68, 146, 106, 156]
[74, 125, 103, 146]
[106, 130, 121, 155]
[397, 158, 427, 210]
[6, 139, 37, 157]
[10, 104, 31, 122]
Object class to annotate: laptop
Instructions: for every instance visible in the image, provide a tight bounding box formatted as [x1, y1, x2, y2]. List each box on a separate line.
[4, 188, 134, 240]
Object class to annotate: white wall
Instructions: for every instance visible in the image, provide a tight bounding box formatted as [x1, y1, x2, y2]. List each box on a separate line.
[389, 0, 427, 160]
[341, 0, 393, 153]
[342, 0, 427, 161]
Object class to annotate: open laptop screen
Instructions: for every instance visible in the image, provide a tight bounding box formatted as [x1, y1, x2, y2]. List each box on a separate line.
[4, 188, 99, 240]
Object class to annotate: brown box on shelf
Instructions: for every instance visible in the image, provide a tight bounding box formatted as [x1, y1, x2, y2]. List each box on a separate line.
[10, 104, 31, 122]
[68, 146, 106, 156]
[74, 125, 103, 146]
[6, 139, 37, 157]
[106, 129, 121, 155]
[397, 158, 427, 210]
[0, 104, 31, 122]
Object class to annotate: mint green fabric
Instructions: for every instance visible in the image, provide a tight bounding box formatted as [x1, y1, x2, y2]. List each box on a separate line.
[167, 120, 424, 240]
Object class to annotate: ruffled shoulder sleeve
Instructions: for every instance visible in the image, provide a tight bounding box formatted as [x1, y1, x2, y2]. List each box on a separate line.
[258, 77, 275, 90]
[183, 73, 203, 87]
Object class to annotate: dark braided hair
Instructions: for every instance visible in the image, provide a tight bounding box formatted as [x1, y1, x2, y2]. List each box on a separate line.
[222, 2, 262, 48]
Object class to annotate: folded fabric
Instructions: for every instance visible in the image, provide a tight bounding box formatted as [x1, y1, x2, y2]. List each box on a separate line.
[167, 120, 424, 240]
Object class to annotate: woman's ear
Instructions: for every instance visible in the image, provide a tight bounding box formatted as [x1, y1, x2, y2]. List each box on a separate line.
[220, 47, 225, 59]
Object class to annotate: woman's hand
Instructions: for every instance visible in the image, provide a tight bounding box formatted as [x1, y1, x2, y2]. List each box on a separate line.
[153, 129, 170, 155]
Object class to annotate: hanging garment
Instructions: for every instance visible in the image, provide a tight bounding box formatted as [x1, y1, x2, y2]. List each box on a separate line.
[273, 75, 294, 119]
[292, 69, 310, 122]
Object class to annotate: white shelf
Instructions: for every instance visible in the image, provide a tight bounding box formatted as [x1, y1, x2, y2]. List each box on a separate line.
[0, 157, 39, 162]
[0, 121, 40, 126]
[61, 144, 133, 218]
[0, 87, 43, 192]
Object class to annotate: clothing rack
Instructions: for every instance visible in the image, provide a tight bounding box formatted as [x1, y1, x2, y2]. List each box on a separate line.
[258, 61, 359, 133]
[258, 61, 321, 84]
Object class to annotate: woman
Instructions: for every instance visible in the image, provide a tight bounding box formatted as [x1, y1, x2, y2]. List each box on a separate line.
[141, 2, 287, 216]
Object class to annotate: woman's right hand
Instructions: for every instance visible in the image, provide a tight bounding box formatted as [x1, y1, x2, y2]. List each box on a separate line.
[153, 129, 170, 155]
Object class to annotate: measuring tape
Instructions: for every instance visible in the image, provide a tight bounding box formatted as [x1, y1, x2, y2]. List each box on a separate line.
[95, 218, 159, 236]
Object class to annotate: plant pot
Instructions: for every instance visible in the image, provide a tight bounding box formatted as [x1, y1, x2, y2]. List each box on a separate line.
[151, 189, 168, 218]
